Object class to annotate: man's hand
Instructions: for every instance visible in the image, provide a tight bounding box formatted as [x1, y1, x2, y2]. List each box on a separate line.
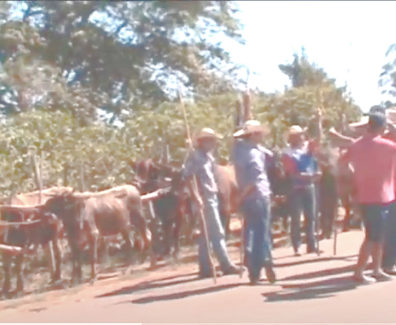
[315, 107, 323, 120]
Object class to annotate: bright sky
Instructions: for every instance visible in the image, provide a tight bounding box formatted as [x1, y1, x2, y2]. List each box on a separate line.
[229, 1, 396, 112]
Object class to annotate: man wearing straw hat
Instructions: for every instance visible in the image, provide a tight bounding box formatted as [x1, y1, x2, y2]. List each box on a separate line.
[232, 120, 276, 285]
[282, 124, 322, 256]
[182, 127, 240, 279]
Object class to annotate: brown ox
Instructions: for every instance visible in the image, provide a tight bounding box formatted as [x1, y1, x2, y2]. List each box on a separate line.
[7, 187, 72, 280]
[42, 185, 152, 284]
[9, 186, 74, 205]
[132, 159, 194, 261]
[215, 164, 239, 235]
[0, 205, 62, 297]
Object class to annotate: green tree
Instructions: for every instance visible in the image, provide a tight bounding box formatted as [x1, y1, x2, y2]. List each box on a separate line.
[379, 43, 396, 105]
[254, 52, 361, 147]
[0, 1, 244, 120]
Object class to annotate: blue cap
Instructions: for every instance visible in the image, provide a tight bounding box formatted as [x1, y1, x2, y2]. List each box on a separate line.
[364, 105, 386, 116]
[368, 112, 387, 128]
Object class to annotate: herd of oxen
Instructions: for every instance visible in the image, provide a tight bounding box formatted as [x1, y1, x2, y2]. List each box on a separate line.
[0, 153, 355, 299]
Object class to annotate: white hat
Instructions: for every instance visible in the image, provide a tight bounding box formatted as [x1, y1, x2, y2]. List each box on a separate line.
[195, 127, 223, 141]
[287, 125, 306, 136]
[233, 120, 269, 138]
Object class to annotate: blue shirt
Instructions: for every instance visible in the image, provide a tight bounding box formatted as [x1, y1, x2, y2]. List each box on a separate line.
[232, 139, 272, 201]
[182, 148, 218, 200]
[283, 143, 318, 189]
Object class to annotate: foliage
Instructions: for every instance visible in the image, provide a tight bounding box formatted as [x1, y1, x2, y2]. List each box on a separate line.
[0, 1, 244, 119]
[0, 96, 239, 197]
[379, 43, 396, 105]
[255, 51, 361, 147]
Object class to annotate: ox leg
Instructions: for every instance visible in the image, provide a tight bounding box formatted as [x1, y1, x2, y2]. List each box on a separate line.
[88, 231, 99, 282]
[173, 209, 184, 260]
[98, 237, 111, 268]
[121, 230, 134, 266]
[2, 254, 12, 297]
[15, 254, 24, 295]
[47, 241, 56, 281]
[51, 239, 62, 282]
[70, 244, 82, 285]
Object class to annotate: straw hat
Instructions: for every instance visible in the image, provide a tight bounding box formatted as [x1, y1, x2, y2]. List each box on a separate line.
[195, 127, 223, 141]
[233, 120, 269, 138]
[287, 125, 306, 137]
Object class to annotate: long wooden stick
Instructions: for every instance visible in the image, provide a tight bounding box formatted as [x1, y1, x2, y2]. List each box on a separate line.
[0, 243, 23, 255]
[178, 91, 217, 284]
[0, 219, 41, 227]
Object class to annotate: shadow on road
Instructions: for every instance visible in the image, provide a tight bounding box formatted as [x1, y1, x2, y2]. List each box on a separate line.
[262, 275, 357, 302]
[130, 282, 244, 304]
[96, 272, 199, 298]
[280, 263, 356, 281]
[275, 254, 357, 268]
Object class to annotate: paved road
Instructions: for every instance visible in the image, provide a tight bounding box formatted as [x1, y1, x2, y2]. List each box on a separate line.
[2, 229, 396, 323]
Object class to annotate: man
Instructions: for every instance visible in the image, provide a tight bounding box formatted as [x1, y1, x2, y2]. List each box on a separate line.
[282, 125, 322, 256]
[340, 112, 396, 283]
[182, 127, 239, 278]
[330, 106, 396, 276]
[232, 120, 276, 284]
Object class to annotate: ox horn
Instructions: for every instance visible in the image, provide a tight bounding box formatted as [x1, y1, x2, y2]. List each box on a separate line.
[140, 188, 168, 203]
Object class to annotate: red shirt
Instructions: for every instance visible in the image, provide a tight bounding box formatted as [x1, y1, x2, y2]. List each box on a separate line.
[341, 133, 396, 204]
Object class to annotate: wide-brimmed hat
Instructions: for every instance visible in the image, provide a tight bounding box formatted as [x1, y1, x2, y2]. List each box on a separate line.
[233, 120, 269, 138]
[287, 125, 307, 137]
[194, 127, 223, 141]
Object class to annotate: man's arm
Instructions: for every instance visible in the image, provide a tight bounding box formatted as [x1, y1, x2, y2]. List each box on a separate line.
[236, 155, 263, 206]
[328, 127, 356, 148]
[181, 152, 204, 209]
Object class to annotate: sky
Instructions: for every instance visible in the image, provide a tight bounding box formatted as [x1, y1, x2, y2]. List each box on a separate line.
[228, 1, 396, 112]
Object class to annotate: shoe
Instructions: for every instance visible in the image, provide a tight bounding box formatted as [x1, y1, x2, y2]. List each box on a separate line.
[265, 266, 276, 284]
[307, 246, 317, 254]
[372, 271, 394, 282]
[249, 274, 260, 285]
[223, 265, 242, 276]
[294, 249, 301, 257]
[383, 266, 396, 276]
[353, 273, 376, 284]
[248, 270, 261, 285]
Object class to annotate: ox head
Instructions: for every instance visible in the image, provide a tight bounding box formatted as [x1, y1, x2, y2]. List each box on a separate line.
[43, 188, 81, 222]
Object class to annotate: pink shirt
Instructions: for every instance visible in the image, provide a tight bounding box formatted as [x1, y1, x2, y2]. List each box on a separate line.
[341, 133, 396, 204]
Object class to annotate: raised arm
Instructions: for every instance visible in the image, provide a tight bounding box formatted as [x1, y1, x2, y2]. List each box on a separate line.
[328, 127, 356, 148]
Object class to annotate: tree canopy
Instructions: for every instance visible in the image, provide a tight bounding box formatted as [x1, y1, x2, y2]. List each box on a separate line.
[0, 3, 363, 198]
[0, 1, 244, 120]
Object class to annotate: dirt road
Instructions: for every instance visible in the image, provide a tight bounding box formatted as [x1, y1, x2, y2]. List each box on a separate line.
[1, 229, 396, 323]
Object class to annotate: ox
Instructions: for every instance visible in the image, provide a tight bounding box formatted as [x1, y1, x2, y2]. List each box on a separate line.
[42, 185, 152, 284]
[215, 164, 239, 235]
[134, 159, 194, 260]
[0, 205, 62, 297]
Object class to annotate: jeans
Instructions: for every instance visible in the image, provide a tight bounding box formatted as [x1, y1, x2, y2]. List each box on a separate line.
[383, 203, 396, 269]
[289, 186, 317, 252]
[198, 196, 234, 275]
[241, 196, 273, 280]
[319, 181, 338, 238]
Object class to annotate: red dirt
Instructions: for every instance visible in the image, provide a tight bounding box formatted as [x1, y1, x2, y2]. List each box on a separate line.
[2, 228, 396, 322]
